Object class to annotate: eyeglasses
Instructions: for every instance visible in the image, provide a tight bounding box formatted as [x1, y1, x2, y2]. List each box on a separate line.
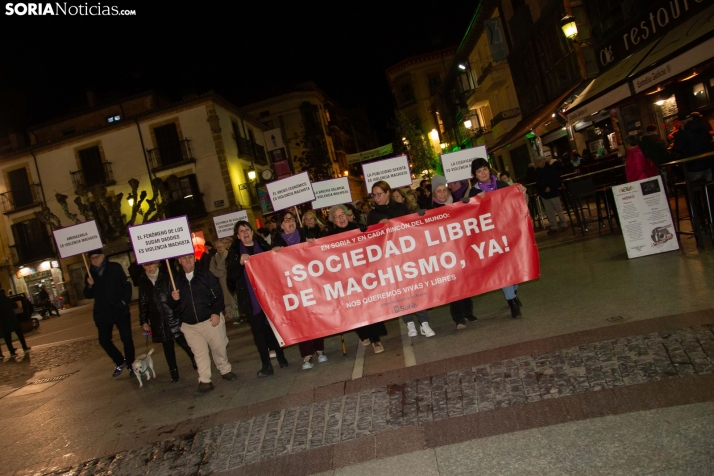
[371, 192, 386, 198]
[283, 217, 295, 223]
[346, 212, 354, 217]
[333, 213, 347, 220]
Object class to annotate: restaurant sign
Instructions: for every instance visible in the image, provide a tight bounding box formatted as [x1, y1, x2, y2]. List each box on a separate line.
[595, 0, 709, 70]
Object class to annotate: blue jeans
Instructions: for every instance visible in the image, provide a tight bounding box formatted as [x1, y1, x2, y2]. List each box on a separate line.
[402, 310, 429, 324]
[502, 285, 518, 300]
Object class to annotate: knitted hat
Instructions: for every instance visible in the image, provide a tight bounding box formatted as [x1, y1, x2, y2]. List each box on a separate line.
[87, 249, 104, 258]
[431, 175, 447, 190]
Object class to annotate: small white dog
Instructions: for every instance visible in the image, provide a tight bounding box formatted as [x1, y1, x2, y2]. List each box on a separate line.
[132, 348, 156, 387]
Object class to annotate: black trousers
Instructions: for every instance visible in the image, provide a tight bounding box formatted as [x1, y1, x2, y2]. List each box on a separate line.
[449, 298, 474, 323]
[2, 323, 27, 354]
[355, 322, 387, 343]
[249, 311, 284, 365]
[161, 334, 194, 371]
[43, 300, 60, 316]
[97, 313, 135, 367]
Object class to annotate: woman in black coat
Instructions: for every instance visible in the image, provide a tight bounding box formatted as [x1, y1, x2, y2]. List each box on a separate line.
[138, 261, 196, 382]
[226, 220, 289, 377]
[273, 210, 329, 370]
[325, 204, 389, 353]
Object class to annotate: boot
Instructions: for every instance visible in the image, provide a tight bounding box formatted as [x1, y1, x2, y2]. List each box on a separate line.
[508, 299, 522, 319]
[257, 362, 274, 378]
[170, 369, 179, 383]
[277, 352, 289, 369]
[514, 290, 522, 308]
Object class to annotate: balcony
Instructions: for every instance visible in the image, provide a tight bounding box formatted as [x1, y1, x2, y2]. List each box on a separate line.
[146, 139, 195, 172]
[236, 136, 268, 165]
[0, 184, 43, 214]
[164, 194, 207, 220]
[491, 108, 521, 128]
[70, 162, 115, 191]
[10, 239, 55, 266]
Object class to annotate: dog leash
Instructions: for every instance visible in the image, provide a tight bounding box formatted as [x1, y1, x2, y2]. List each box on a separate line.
[144, 329, 151, 352]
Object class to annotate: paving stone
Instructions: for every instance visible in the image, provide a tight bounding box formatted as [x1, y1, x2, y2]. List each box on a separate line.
[324, 396, 345, 445]
[290, 405, 312, 454]
[595, 341, 625, 388]
[356, 390, 375, 437]
[644, 333, 679, 379]
[533, 352, 557, 399]
[340, 393, 359, 441]
[430, 374, 448, 420]
[473, 364, 495, 411]
[561, 347, 589, 394]
[678, 328, 714, 374]
[445, 371, 463, 418]
[275, 407, 298, 456]
[372, 386, 389, 433]
[402, 379, 419, 427]
[580, 343, 608, 390]
[243, 414, 267, 465]
[416, 377, 434, 423]
[259, 410, 282, 460]
[226, 419, 252, 468]
[308, 400, 328, 449]
[459, 369, 479, 414]
[386, 383, 404, 428]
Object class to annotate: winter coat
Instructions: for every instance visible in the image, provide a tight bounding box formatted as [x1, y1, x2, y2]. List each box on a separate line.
[138, 270, 183, 343]
[367, 200, 411, 225]
[468, 179, 510, 197]
[322, 221, 364, 237]
[303, 225, 323, 240]
[0, 294, 19, 333]
[225, 235, 272, 317]
[639, 133, 670, 166]
[534, 163, 562, 199]
[168, 268, 224, 325]
[626, 145, 658, 182]
[672, 119, 714, 171]
[83, 260, 132, 326]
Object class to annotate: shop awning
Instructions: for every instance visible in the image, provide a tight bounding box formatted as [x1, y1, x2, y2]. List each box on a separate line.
[630, 5, 714, 94]
[565, 44, 656, 122]
[491, 83, 582, 153]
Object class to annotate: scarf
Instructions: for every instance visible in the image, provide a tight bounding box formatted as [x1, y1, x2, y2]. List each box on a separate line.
[281, 229, 301, 246]
[147, 270, 159, 285]
[451, 181, 469, 201]
[239, 240, 263, 315]
[478, 174, 499, 193]
[90, 259, 107, 277]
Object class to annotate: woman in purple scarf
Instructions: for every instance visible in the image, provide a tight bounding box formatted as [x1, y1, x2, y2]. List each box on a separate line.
[468, 158, 528, 319]
[273, 210, 328, 370]
[226, 220, 289, 377]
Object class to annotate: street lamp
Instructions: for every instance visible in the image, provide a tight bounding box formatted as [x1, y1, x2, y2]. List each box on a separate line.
[429, 129, 439, 141]
[247, 169, 256, 181]
[463, 120, 472, 129]
[561, 14, 591, 45]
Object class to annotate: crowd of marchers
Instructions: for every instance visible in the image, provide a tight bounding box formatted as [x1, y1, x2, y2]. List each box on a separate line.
[82, 158, 528, 395]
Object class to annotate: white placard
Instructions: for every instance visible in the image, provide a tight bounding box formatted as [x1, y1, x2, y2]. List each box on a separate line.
[612, 176, 679, 259]
[361, 155, 412, 193]
[440, 146, 488, 183]
[53, 220, 103, 259]
[128, 216, 194, 264]
[265, 171, 316, 212]
[311, 177, 353, 209]
[263, 128, 285, 151]
[213, 210, 249, 239]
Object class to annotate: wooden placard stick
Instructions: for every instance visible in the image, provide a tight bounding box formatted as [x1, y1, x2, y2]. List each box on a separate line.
[165, 259, 176, 290]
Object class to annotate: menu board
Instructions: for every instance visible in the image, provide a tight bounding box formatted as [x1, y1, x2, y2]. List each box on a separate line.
[613, 176, 679, 259]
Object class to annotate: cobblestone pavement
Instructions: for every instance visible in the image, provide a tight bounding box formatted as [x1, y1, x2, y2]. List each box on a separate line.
[0, 338, 99, 386]
[26, 324, 714, 476]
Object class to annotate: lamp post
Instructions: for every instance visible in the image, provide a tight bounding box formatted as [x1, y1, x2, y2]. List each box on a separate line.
[560, 9, 590, 79]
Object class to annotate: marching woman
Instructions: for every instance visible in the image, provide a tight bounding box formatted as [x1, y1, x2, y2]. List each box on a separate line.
[323, 204, 389, 353]
[302, 210, 324, 240]
[367, 181, 436, 338]
[468, 158, 528, 318]
[138, 261, 197, 382]
[272, 210, 328, 370]
[226, 220, 289, 377]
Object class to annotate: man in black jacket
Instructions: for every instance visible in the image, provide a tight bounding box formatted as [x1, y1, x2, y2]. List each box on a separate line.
[170, 253, 236, 394]
[83, 250, 135, 377]
[0, 290, 30, 357]
[535, 156, 568, 235]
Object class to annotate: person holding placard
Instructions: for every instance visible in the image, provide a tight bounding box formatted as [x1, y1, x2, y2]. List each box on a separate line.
[170, 253, 236, 394]
[226, 221, 289, 377]
[468, 159, 528, 319]
[139, 261, 197, 383]
[83, 249, 135, 377]
[273, 210, 328, 370]
[367, 182, 436, 339]
[210, 239, 239, 321]
[302, 210, 324, 240]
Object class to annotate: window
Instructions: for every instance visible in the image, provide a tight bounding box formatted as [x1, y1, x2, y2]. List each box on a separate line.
[153, 123, 183, 165]
[400, 83, 415, 104]
[11, 218, 53, 264]
[164, 174, 206, 219]
[693, 83, 708, 109]
[77, 146, 106, 187]
[7, 168, 33, 208]
[107, 115, 121, 123]
[427, 73, 442, 96]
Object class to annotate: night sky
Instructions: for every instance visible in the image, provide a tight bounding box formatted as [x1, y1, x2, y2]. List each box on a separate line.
[0, 1, 476, 143]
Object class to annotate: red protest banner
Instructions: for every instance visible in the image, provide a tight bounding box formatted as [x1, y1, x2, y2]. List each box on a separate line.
[246, 186, 539, 346]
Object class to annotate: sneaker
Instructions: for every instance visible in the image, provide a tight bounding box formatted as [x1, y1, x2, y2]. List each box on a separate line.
[361, 338, 371, 347]
[420, 322, 435, 337]
[195, 382, 214, 394]
[546, 229, 559, 236]
[456, 320, 467, 330]
[269, 350, 277, 359]
[406, 321, 417, 337]
[317, 351, 328, 363]
[221, 372, 238, 381]
[302, 356, 314, 370]
[466, 315, 478, 322]
[22, 347, 31, 353]
[372, 342, 385, 354]
[112, 362, 126, 377]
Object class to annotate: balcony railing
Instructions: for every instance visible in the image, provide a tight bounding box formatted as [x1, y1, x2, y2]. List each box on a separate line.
[147, 139, 195, 171]
[236, 136, 267, 165]
[490, 108, 521, 128]
[70, 162, 115, 190]
[164, 194, 207, 220]
[0, 184, 43, 214]
[10, 239, 55, 266]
